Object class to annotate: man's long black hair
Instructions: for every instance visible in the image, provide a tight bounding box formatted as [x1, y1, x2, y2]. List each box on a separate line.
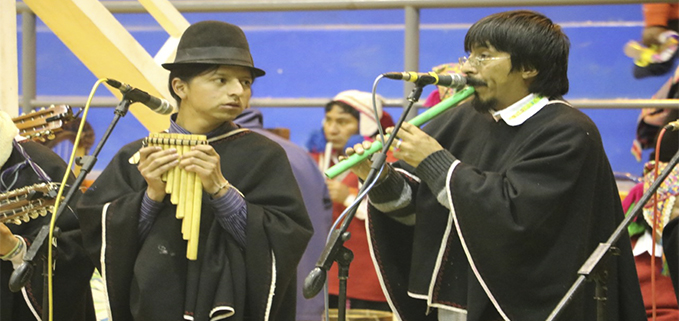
[464, 10, 570, 100]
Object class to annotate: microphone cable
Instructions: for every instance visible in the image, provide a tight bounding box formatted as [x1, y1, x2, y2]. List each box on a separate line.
[45, 78, 103, 321]
[322, 161, 387, 321]
[372, 74, 388, 147]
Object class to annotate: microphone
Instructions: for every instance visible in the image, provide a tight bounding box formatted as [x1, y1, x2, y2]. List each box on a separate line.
[105, 79, 175, 115]
[382, 71, 483, 88]
[303, 267, 326, 299]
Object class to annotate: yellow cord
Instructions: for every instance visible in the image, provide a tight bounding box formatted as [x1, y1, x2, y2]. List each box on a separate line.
[46, 78, 105, 321]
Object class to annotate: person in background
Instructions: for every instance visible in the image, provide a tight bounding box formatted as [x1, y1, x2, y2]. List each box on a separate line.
[630, 65, 679, 163]
[642, 4, 678, 47]
[234, 108, 333, 321]
[0, 110, 95, 321]
[306, 90, 394, 312]
[346, 10, 645, 320]
[625, 3, 678, 79]
[77, 21, 312, 320]
[628, 4, 679, 164]
[622, 163, 679, 320]
[422, 62, 464, 108]
[625, 58, 679, 316]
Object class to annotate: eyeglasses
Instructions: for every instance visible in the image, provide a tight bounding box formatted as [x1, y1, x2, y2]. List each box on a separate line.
[458, 55, 510, 68]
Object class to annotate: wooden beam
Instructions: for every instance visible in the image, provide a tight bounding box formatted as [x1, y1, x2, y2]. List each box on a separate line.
[22, 0, 172, 132]
[138, 0, 190, 66]
[1, 0, 18, 117]
[139, 0, 189, 38]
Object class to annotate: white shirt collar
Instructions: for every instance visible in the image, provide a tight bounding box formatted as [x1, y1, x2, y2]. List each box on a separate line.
[632, 230, 664, 257]
[491, 94, 549, 126]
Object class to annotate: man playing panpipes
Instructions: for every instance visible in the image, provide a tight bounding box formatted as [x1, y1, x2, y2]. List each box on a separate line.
[78, 21, 312, 321]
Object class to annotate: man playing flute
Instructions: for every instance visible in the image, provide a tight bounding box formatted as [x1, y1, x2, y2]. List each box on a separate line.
[345, 10, 646, 321]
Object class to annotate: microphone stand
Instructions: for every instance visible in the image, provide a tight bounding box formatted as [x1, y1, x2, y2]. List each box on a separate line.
[546, 144, 679, 321]
[9, 97, 134, 320]
[303, 83, 426, 321]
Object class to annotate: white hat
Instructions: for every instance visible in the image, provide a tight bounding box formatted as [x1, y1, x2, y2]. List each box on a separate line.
[332, 90, 384, 136]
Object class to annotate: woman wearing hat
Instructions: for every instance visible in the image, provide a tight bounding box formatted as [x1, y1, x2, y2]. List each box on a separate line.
[78, 21, 312, 321]
[306, 90, 394, 313]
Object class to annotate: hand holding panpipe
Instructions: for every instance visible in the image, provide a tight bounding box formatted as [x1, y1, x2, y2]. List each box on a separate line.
[143, 133, 207, 260]
[324, 86, 475, 179]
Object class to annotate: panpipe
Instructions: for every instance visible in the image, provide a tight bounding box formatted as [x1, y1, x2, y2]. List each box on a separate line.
[143, 133, 207, 260]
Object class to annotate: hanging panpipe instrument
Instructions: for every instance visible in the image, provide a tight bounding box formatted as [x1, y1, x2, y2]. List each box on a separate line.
[0, 183, 60, 225]
[143, 133, 207, 260]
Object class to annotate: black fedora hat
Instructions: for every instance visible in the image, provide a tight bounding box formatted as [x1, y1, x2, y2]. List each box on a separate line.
[162, 20, 265, 77]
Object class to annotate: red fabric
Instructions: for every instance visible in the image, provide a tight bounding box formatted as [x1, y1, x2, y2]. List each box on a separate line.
[311, 151, 395, 302]
[379, 111, 395, 131]
[423, 89, 442, 108]
[623, 186, 679, 320]
[632, 237, 679, 321]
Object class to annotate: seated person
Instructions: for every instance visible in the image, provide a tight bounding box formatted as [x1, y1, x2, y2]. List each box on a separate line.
[624, 3, 678, 79]
[622, 162, 679, 320]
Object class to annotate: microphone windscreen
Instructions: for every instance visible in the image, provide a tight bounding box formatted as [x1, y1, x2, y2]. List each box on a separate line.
[303, 267, 326, 299]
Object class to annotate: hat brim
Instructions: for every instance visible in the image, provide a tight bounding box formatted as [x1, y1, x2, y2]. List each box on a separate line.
[162, 61, 266, 78]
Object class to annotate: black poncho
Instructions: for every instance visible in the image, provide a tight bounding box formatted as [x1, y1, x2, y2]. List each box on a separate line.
[1, 141, 95, 321]
[78, 129, 312, 321]
[367, 101, 646, 320]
